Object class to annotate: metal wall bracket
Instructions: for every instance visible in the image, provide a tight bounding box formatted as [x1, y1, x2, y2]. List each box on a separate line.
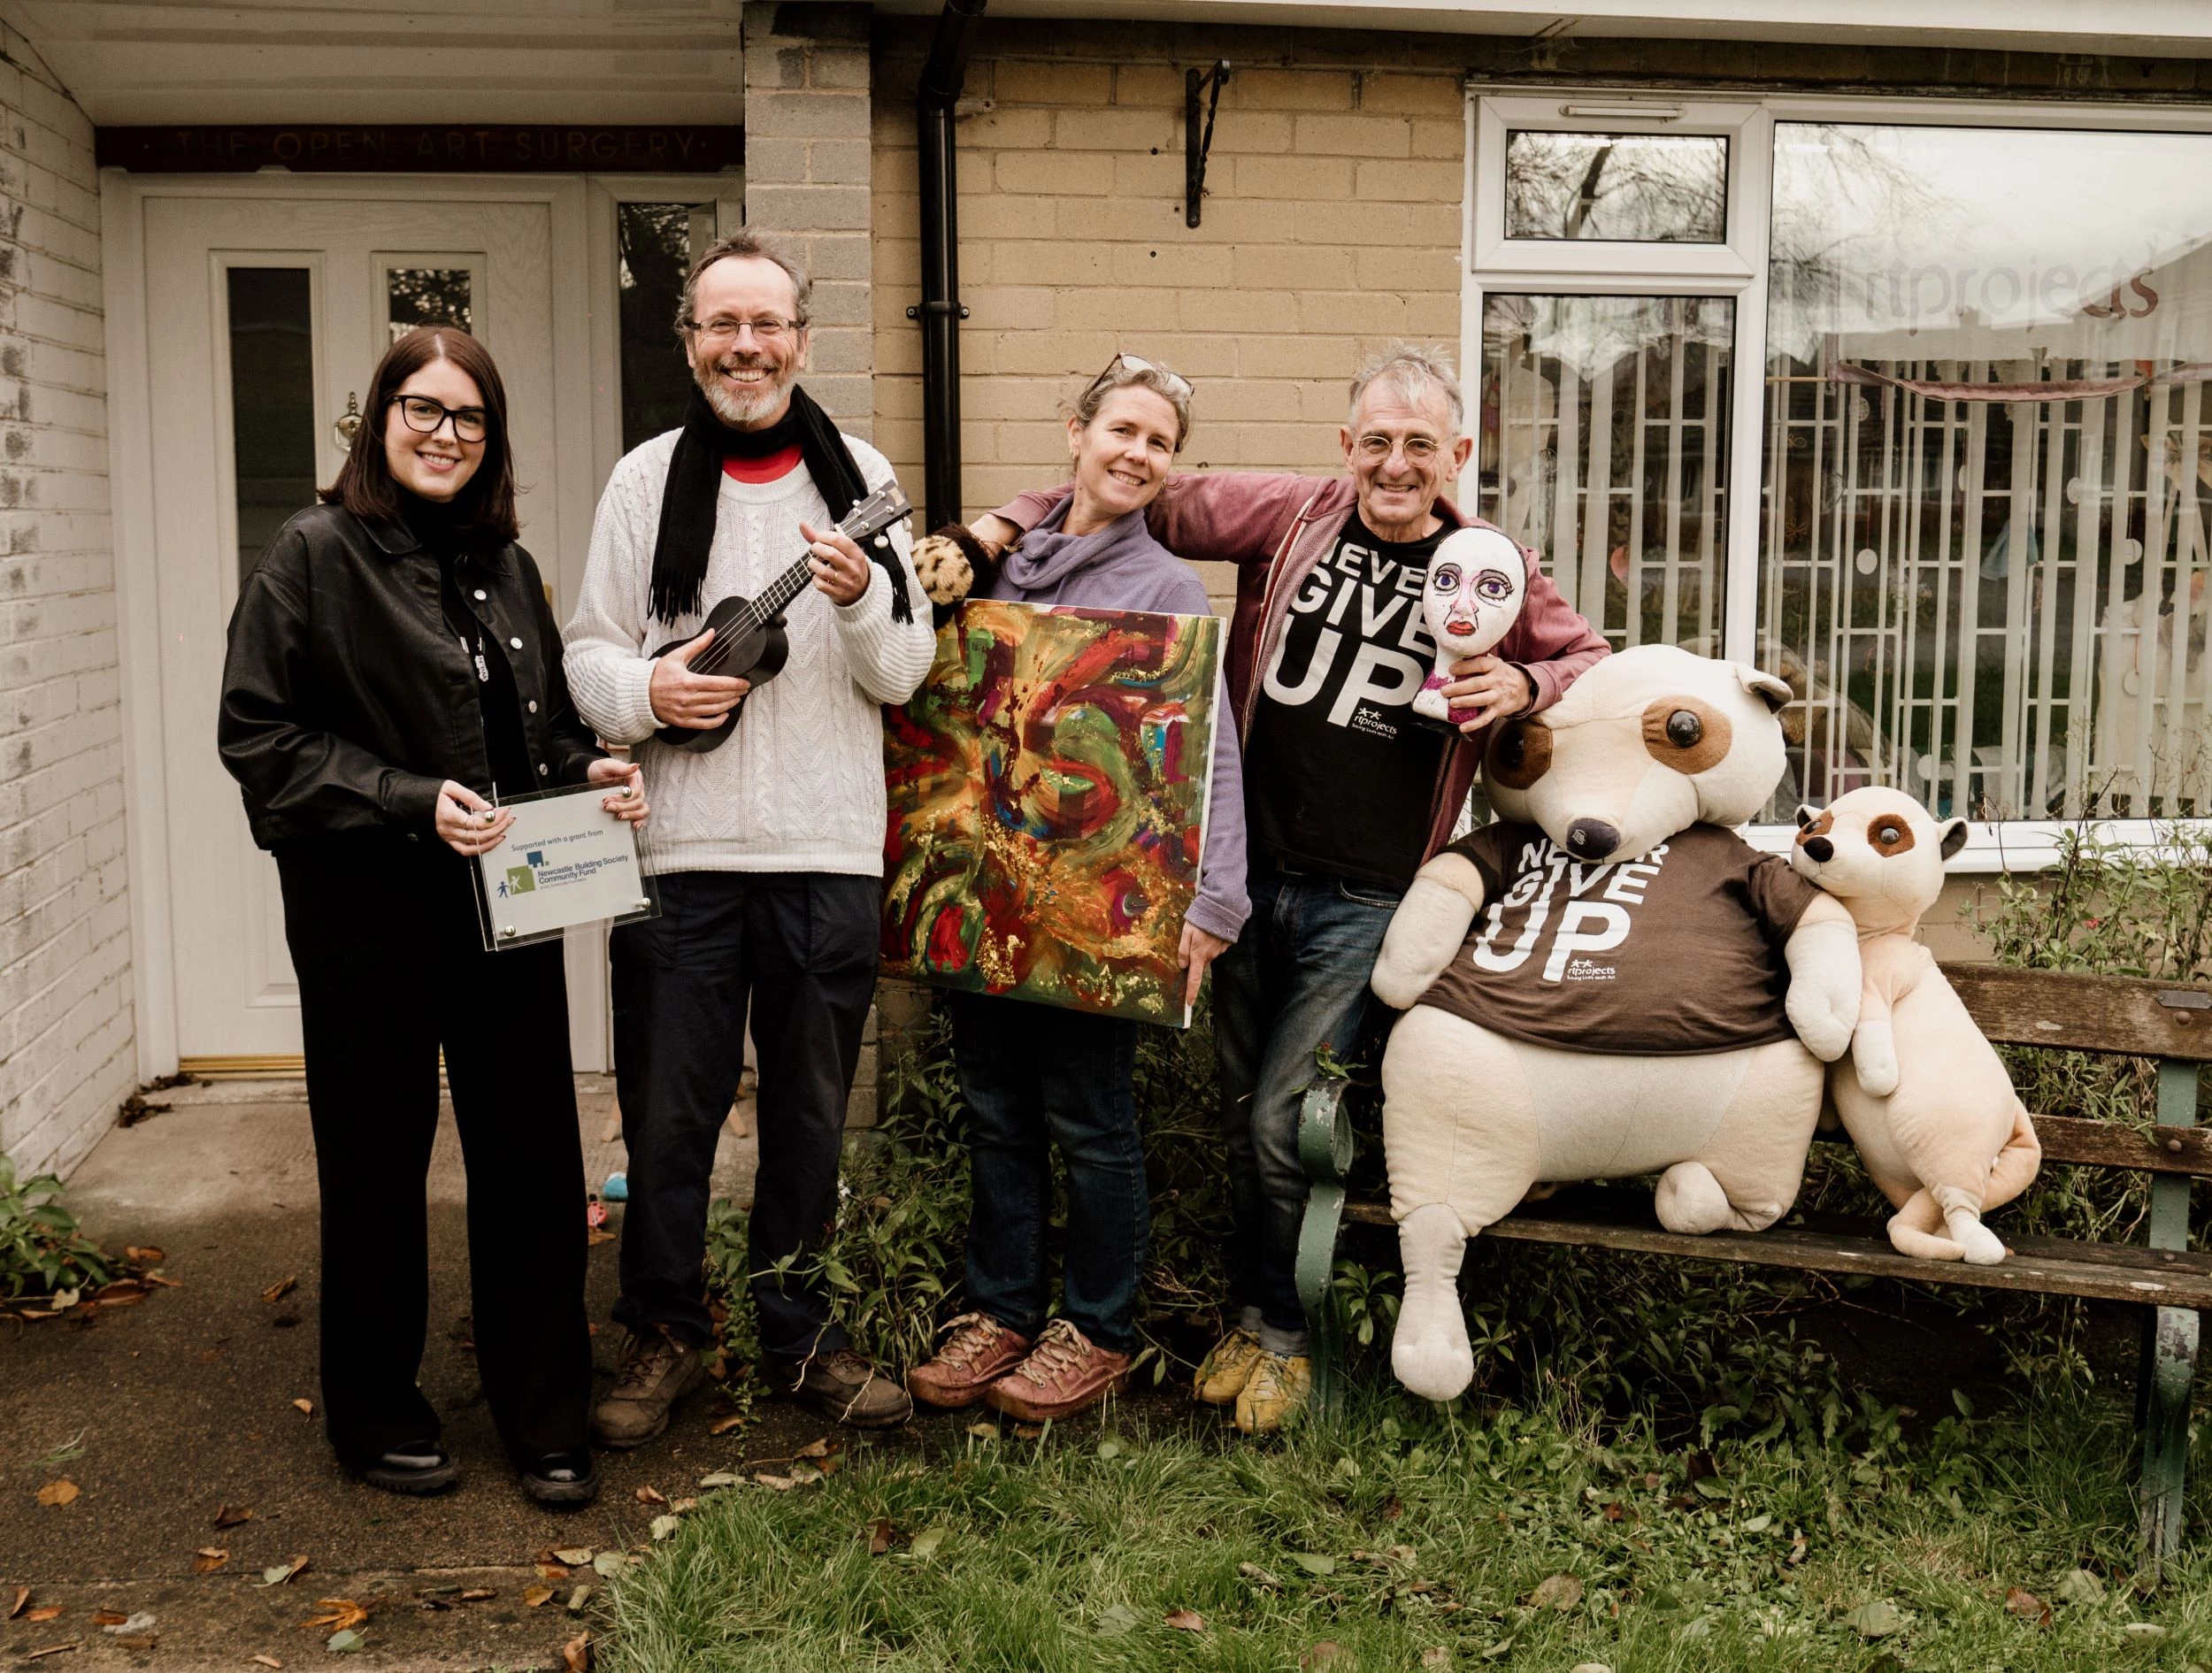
[1185, 60, 1229, 229]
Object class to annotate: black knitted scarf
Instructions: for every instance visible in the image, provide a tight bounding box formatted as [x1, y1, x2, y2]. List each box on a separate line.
[646, 381, 911, 626]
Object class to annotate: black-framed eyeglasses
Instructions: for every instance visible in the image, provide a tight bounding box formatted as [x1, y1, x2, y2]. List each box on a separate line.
[683, 316, 804, 346]
[1083, 352, 1194, 403]
[390, 394, 489, 443]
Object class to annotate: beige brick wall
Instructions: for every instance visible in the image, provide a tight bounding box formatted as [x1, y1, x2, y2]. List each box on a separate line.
[0, 22, 132, 1179]
[872, 28, 1465, 528]
[746, 2, 876, 440]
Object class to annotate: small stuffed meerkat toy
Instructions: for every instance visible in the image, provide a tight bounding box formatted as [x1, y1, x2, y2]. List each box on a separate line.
[910, 524, 993, 628]
[1789, 787, 2039, 1264]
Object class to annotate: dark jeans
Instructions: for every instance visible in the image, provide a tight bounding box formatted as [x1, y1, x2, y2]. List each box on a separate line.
[1210, 864, 1402, 1336]
[276, 838, 591, 1470]
[609, 870, 878, 1364]
[947, 991, 1146, 1354]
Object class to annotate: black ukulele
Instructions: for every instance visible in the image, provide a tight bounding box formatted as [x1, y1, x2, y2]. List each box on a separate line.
[647, 481, 913, 754]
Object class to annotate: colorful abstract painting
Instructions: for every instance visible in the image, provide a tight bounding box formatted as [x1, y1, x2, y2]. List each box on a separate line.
[881, 600, 1224, 1025]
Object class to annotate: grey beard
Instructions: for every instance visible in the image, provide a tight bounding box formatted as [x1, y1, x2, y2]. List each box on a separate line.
[697, 358, 793, 428]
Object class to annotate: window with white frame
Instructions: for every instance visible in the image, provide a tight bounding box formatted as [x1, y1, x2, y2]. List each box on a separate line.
[1465, 94, 2212, 843]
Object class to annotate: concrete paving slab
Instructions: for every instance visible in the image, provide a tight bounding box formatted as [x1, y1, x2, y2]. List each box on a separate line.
[0, 1086, 845, 1670]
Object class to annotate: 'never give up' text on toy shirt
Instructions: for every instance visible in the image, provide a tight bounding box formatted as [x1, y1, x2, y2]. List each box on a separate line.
[1417, 821, 1821, 1055]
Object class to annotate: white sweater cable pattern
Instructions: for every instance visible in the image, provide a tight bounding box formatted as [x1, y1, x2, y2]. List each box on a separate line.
[563, 428, 937, 878]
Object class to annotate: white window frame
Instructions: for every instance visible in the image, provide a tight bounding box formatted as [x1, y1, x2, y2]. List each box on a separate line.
[1462, 86, 2212, 871]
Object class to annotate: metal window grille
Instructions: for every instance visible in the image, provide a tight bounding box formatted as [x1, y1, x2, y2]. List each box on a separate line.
[1760, 358, 2212, 822]
[1477, 294, 1734, 658]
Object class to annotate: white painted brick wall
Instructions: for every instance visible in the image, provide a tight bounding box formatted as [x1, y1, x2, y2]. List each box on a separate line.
[0, 22, 132, 1182]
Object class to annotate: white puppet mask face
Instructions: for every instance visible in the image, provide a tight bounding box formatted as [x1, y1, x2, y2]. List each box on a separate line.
[1425, 528, 1525, 658]
[1411, 526, 1529, 729]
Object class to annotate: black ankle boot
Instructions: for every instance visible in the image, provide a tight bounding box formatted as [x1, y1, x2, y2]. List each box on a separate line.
[522, 1448, 600, 1507]
[360, 1440, 459, 1495]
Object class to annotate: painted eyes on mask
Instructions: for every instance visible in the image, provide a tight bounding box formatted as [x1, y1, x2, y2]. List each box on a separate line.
[1430, 564, 1461, 593]
[1474, 570, 1515, 602]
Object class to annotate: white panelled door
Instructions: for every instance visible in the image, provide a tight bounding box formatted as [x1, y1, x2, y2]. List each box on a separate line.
[139, 194, 571, 1067]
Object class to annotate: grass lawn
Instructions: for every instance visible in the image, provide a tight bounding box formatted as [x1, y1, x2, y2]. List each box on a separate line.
[598, 1383, 2212, 1672]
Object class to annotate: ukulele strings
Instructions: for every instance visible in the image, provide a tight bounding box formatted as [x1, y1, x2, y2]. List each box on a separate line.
[680, 499, 893, 683]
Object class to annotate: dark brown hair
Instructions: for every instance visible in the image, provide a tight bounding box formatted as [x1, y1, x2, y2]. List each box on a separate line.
[322, 326, 519, 543]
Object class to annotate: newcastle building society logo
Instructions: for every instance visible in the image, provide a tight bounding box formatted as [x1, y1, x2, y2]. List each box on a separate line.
[498, 850, 549, 898]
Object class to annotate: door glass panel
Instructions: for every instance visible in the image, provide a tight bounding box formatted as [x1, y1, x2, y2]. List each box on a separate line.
[618, 201, 718, 453]
[1479, 294, 1734, 654]
[386, 266, 473, 340]
[225, 266, 317, 584]
[1505, 131, 1728, 242]
[1764, 122, 2212, 820]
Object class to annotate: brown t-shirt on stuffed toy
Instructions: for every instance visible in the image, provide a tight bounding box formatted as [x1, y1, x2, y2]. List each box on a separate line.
[1415, 821, 1821, 1055]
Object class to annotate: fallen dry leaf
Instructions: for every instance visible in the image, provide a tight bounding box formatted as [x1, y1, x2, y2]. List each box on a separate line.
[457, 1589, 495, 1603]
[795, 1437, 840, 1460]
[534, 1563, 570, 1582]
[142, 1273, 182, 1288]
[635, 1485, 667, 1507]
[92, 1612, 127, 1628]
[1013, 1424, 1045, 1440]
[1528, 1573, 1584, 1611]
[965, 1421, 999, 1439]
[262, 1276, 296, 1305]
[25, 1645, 77, 1661]
[125, 1246, 165, 1263]
[2006, 1586, 2052, 1627]
[35, 1479, 81, 1508]
[1165, 1608, 1205, 1632]
[562, 1630, 592, 1671]
[524, 1586, 557, 1608]
[25, 1606, 64, 1623]
[709, 1411, 747, 1436]
[251, 1658, 283, 1669]
[551, 1546, 592, 1565]
[267, 1555, 311, 1586]
[193, 1547, 229, 1574]
[866, 1519, 900, 1556]
[587, 1228, 617, 1247]
[291, 1399, 313, 1417]
[212, 1503, 254, 1529]
[753, 1472, 795, 1491]
[299, 1600, 367, 1633]
[9, 1587, 27, 1619]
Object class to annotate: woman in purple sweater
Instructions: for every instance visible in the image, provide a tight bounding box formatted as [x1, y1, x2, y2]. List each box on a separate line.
[906, 356, 1248, 1423]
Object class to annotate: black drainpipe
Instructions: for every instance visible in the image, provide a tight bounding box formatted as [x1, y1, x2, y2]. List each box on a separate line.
[911, 0, 987, 530]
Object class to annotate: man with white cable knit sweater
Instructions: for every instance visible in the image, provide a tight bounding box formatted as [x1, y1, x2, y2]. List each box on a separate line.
[565, 229, 935, 1440]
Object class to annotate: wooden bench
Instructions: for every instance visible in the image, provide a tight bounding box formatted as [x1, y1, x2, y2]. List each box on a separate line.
[1294, 964, 2212, 1566]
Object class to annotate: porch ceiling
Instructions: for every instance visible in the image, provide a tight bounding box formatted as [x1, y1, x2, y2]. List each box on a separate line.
[0, 0, 744, 127]
[876, 0, 2212, 59]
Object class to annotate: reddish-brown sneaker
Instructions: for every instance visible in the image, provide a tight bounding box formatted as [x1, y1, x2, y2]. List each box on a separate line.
[983, 1317, 1131, 1422]
[908, 1312, 1032, 1410]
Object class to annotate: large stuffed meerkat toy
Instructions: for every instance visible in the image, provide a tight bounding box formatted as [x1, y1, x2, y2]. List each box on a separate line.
[1370, 644, 1863, 1402]
[1789, 787, 2039, 1264]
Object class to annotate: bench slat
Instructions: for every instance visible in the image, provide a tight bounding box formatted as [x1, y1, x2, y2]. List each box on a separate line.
[2028, 1113, 2212, 1176]
[1338, 1189, 2212, 1309]
[1943, 963, 2212, 1063]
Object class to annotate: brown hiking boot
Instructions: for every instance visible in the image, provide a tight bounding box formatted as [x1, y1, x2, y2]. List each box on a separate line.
[983, 1318, 1130, 1422]
[593, 1324, 705, 1449]
[774, 1346, 914, 1429]
[907, 1313, 1032, 1410]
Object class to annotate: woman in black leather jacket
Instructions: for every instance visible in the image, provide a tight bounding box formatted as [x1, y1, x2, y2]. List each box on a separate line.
[219, 326, 645, 1506]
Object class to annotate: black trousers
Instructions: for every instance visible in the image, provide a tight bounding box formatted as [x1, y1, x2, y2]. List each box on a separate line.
[276, 839, 592, 1469]
[609, 870, 878, 1364]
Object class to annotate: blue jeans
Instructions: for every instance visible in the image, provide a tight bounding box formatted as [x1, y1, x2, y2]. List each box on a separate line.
[1211, 865, 1402, 1336]
[948, 991, 1147, 1354]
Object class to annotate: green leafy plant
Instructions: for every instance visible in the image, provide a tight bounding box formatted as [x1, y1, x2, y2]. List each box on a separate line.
[0, 1154, 113, 1302]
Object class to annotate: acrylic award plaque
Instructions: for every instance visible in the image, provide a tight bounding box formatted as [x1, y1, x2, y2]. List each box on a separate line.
[470, 781, 658, 951]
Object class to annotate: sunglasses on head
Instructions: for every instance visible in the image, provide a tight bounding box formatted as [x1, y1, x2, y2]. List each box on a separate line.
[1083, 352, 1193, 402]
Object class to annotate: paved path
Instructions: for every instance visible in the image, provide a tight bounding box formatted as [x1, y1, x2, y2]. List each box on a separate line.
[0, 1078, 916, 1670]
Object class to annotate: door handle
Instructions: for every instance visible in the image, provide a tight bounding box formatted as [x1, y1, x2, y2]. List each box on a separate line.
[334, 391, 363, 451]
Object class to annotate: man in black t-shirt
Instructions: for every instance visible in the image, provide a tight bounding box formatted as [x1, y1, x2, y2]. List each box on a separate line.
[979, 344, 1607, 1432]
